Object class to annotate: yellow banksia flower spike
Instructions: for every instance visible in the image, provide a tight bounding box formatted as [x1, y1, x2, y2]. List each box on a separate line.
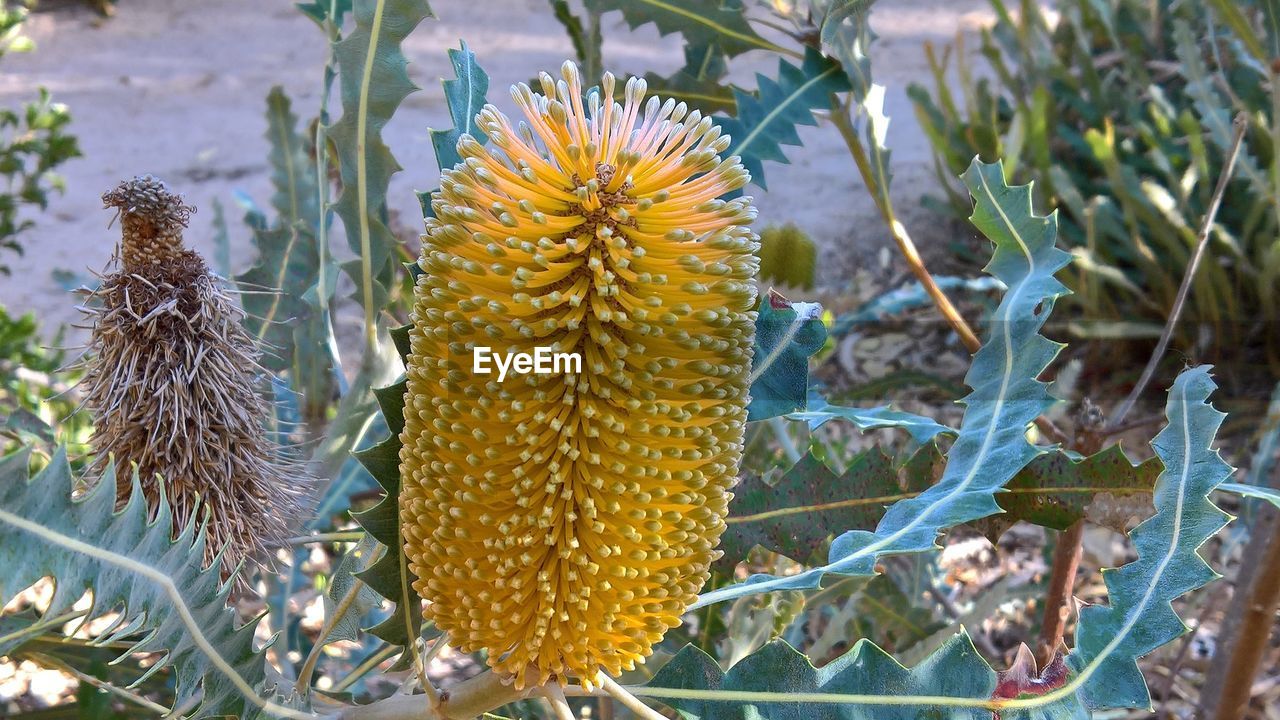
[400, 62, 758, 689]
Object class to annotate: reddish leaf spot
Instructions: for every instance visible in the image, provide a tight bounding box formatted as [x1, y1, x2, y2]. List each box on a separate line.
[991, 645, 1069, 719]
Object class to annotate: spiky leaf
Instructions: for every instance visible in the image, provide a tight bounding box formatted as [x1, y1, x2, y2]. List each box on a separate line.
[236, 88, 327, 374]
[352, 374, 422, 651]
[643, 42, 735, 114]
[297, 0, 354, 26]
[746, 291, 827, 422]
[819, 0, 876, 103]
[788, 389, 952, 444]
[717, 446, 939, 572]
[644, 634, 998, 720]
[0, 448, 277, 719]
[978, 446, 1161, 540]
[695, 160, 1071, 609]
[638, 373, 1232, 718]
[832, 276, 1002, 336]
[718, 49, 852, 189]
[348, 264, 428, 656]
[429, 41, 490, 174]
[323, 534, 384, 644]
[329, 0, 430, 318]
[591, 0, 779, 58]
[1067, 366, 1232, 708]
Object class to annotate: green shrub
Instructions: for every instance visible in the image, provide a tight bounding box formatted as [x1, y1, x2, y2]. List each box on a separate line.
[0, 1, 81, 275]
[909, 0, 1280, 370]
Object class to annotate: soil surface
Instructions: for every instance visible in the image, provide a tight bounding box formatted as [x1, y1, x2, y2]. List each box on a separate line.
[0, 0, 998, 341]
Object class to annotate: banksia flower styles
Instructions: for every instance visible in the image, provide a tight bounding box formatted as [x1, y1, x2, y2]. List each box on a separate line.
[401, 63, 758, 688]
[82, 175, 307, 589]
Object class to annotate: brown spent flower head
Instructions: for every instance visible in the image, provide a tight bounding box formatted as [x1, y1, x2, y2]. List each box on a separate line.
[400, 62, 758, 689]
[83, 175, 309, 589]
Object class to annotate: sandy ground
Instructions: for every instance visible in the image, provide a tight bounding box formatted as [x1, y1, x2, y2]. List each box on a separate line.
[0, 0, 998, 342]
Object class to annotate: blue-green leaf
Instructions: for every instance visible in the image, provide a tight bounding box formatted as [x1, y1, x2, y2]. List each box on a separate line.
[1219, 482, 1280, 508]
[1066, 366, 1232, 709]
[591, 0, 781, 58]
[0, 448, 284, 719]
[349, 283, 426, 656]
[746, 291, 827, 422]
[634, 370, 1233, 718]
[819, 0, 876, 103]
[788, 389, 952, 443]
[297, 0, 353, 27]
[643, 634, 996, 720]
[832, 276, 1002, 336]
[695, 159, 1070, 609]
[718, 49, 852, 189]
[643, 42, 736, 115]
[429, 41, 489, 173]
[236, 87, 327, 374]
[329, 0, 431, 325]
[716, 446, 938, 572]
[323, 534, 384, 644]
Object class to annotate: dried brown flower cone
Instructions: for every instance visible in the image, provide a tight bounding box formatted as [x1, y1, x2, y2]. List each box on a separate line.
[81, 175, 309, 590]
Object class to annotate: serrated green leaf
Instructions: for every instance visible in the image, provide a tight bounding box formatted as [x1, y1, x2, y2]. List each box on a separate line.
[746, 291, 827, 422]
[297, 0, 354, 27]
[695, 160, 1070, 609]
[1172, 19, 1268, 195]
[819, 0, 876, 103]
[0, 448, 288, 719]
[629, 373, 1231, 718]
[429, 41, 490, 173]
[329, 0, 431, 327]
[717, 446, 938, 572]
[977, 445, 1161, 540]
[349, 292, 424, 656]
[236, 87, 329, 381]
[324, 534, 383, 644]
[1065, 366, 1232, 709]
[787, 389, 952, 443]
[643, 42, 735, 114]
[1220, 482, 1280, 507]
[718, 49, 851, 189]
[643, 633, 997, 720]
[592, 0, 781, 58]
[265, 87, 321, 228]
[351, 374, 422, 654]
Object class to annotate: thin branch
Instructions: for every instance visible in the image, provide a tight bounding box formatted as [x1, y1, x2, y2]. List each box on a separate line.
[829, 100, 983, 354]
[829, 94, 1071, 447]
[598, 675, 667, 720]
[542, 684, 578, 720]
[1108, 114, 1248, 428]
[1035, 519, 1085, 669]
[327, 670, 528, 720]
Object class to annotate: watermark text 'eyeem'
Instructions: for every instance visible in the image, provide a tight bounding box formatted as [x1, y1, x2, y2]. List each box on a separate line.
[473, 346, 582, 382]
